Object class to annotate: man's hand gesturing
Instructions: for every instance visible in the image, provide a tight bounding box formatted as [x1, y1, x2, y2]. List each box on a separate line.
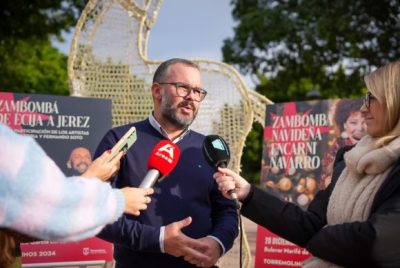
[164, 217, 211, 266]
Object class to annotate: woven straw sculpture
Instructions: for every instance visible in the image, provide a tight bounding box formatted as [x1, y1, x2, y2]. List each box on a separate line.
[68, 0, 273, 267]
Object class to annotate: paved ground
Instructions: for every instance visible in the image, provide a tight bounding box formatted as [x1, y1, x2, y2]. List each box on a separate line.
[218, 216, 257, 268]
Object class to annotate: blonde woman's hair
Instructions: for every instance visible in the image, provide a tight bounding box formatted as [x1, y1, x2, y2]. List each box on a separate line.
[0, 229, 37, 267]
[0, 230, 17, 267]
[364, 61, 400, 147]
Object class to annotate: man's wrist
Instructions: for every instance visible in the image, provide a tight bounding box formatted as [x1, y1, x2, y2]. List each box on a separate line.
[207, 235, 225, 256]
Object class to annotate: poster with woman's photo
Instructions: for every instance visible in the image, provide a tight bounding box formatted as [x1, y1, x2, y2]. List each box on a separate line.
[255, 98, 366, 267]
[0, 91, 114, 267]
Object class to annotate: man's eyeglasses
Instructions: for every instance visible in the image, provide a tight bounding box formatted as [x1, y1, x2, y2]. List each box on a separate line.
[158, 82, 207, 102]
[364, 92, 374, 109]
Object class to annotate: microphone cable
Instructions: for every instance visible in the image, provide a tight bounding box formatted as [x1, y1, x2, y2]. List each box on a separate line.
[238, 208, 243, 268]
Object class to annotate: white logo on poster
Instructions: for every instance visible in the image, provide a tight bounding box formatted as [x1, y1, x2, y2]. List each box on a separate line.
[83, 247, 90, 256]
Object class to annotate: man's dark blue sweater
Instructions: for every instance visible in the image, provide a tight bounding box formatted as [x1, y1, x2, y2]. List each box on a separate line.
[94, 119, 238, 268]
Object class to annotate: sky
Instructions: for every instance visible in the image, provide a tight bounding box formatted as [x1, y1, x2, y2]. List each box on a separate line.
[148, 0, 235, 61]
[53, 0, 256, 86]
[55, 0, 235, 62]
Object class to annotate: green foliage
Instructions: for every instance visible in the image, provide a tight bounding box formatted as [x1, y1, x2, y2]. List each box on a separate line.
[225, 0, 400, 183]
[0, 38, 69, 95]
[240, 122, 264, 184]
[224, 0, 400, 101]
[254, 65, 367, 103]
[1, 0, 86, 40]
[0, 0, 86, 95]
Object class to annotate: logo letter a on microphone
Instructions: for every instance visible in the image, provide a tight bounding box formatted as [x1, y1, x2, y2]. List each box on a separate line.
[158, 144, 174, 158]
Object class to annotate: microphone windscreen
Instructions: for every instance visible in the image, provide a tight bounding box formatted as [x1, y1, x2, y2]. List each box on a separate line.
[203, 135, 230, 168]
[148, 140, 180, 176]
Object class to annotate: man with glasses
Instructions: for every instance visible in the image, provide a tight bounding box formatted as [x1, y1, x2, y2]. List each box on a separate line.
[94, 58, 238, 268]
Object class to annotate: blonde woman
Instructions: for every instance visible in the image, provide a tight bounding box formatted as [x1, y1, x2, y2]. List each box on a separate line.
[214, 61, 400, 267]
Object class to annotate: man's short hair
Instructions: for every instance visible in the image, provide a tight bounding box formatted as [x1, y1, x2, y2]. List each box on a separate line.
[153, 58, 200, 83]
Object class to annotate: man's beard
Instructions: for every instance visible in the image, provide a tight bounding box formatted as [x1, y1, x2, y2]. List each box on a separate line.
[74, 162, 90, 174]
[161, 92, 198, 128]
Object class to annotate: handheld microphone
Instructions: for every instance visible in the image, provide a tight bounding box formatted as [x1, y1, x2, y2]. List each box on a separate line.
[139, 140, 180, 189]
[203, 135, 241, 209]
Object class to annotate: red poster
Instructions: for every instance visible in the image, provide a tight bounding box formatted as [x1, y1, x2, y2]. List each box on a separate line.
[21, 237, 113, 265]
[255, 227, 309, 267]
[255, 98, 365, 267]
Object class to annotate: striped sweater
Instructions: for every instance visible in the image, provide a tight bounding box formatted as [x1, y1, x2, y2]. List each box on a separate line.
[0, 124, 124, 241]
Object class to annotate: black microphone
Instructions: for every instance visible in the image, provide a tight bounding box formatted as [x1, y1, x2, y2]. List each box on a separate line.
[203, 135, 241, 209]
